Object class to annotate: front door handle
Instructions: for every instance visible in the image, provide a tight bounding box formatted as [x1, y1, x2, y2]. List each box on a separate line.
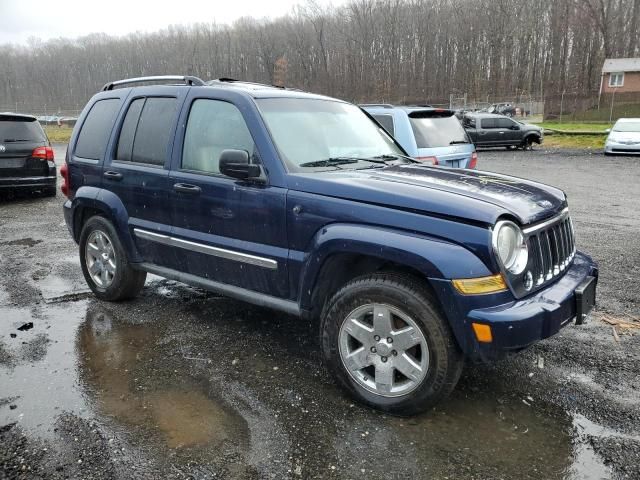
[103, 171, 123, 181]
[173, 183, 201, 194]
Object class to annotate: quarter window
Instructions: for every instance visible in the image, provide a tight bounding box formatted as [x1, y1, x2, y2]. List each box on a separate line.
[372, 114, 395, 136]
[75, 99, 121, 160]
[609, 72, 624, 87]
[182, 99, 256, 174]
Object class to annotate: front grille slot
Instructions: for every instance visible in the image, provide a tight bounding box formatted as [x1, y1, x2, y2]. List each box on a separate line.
[526, 214, 575, 287]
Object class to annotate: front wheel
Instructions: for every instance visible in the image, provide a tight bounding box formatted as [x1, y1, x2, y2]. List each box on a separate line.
[320, 273, 463, 415]
[521, 136, 535, 150]
[79, 216, 146, 301]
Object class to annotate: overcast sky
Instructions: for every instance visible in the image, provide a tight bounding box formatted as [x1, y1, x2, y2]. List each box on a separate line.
[0, 0, 340, 45]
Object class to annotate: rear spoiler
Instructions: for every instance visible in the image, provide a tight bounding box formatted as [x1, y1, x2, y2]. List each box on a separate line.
[408, 109, 455, 119]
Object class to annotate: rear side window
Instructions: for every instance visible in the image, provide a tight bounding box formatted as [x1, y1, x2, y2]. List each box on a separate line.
[409, 113, 468, 148]
[372, 114, 395, 136]
[0, 117, 46, 142]
[127, 97, 178, 166]
[116, 98, 145, 161]
[75, 99, 121, 160]
[480, 118, 497, 129]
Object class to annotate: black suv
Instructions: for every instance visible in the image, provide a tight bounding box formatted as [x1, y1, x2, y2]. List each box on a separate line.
[463, 113, 543, 150]
[0, 113, 56, 196]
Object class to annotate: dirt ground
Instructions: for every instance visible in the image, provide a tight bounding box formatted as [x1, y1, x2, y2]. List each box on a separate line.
[1, 145, 638, 479]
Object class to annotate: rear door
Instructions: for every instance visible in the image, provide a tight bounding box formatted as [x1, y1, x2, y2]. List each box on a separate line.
[103, 88, 187, 268]
[408, 111, 473, 167]
[0, 115, 48, 179]
[168, 93, 289, 298]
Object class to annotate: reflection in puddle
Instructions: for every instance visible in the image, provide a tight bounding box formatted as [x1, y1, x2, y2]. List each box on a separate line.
[77, 308, 249, 451]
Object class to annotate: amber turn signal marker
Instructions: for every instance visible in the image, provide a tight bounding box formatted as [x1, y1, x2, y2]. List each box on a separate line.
[452, 274, 507, 295]
[472, 323, 493, 343]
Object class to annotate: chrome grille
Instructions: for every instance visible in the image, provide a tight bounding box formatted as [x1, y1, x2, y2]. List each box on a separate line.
[525, 213, 575, 287]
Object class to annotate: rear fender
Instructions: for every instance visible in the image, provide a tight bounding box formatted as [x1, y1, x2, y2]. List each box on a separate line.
[70, 186, 142, 262]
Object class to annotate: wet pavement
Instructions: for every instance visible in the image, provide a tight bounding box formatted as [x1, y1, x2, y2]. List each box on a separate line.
[1, 145, 639, 479]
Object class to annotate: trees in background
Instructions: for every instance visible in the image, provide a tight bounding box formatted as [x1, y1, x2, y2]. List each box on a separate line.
[1, 0, 638, 111]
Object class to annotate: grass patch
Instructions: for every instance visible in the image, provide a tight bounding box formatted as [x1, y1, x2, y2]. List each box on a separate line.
[536, 122, 611, 132]
[44, 126, 73, 143]
[543, 135, 605, 150]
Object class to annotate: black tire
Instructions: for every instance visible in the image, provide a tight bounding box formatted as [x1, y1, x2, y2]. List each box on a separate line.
[79, 216, 146, 301]
[44, 186, 56, 197]
[521, 136, 535, 150]
[320, 272, 464, 415]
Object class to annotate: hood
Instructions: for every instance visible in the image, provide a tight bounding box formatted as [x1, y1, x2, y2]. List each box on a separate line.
[521, 123, 542, 133]
[286, 165, 566, 226]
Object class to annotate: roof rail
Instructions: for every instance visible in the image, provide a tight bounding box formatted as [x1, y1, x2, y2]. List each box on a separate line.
[102, 75, 206, 91]
[359, 103, 395, 108]
[207, 78, 292, 90]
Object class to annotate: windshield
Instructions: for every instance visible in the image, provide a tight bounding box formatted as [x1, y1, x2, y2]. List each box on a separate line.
[409, 114, 470, 148]
[256, 98, 404, 171]
[0, 117, 46, 142]
[613, 121, 640, 132]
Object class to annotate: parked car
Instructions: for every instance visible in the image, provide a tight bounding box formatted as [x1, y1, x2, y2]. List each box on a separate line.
[463, 113, 543, 150]
[361, 104, 477, 168]
[604, 118, 640, 155]
[0, 113, 56, 196]
[488, 103, 517, 117]
[61, 75, 597, 415]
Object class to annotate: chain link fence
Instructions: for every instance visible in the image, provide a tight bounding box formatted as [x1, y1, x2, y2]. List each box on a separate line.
[543, 91, 640, 123]
[447, 94, 545, 121]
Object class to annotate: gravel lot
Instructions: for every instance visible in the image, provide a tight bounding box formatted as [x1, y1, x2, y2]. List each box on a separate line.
[1, 145, 638, 479]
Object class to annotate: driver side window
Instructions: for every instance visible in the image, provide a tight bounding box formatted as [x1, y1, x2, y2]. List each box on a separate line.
[182, 99, 256, 174]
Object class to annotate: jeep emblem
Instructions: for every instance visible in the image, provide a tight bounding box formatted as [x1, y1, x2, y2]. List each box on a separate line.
[0, 145, 5, 152]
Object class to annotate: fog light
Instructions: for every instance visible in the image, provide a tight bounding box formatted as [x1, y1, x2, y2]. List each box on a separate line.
[472, 323, 493, 343]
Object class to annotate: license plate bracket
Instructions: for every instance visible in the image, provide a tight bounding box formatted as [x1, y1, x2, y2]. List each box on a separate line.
[575, 276, 596, 325]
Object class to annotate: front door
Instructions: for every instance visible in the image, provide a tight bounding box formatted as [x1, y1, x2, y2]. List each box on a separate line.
[169, 96, 289, 298]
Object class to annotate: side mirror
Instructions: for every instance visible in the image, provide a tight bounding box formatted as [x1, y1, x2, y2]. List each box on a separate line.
[511, 125, 520, 130]
[219, 149, 261, 180]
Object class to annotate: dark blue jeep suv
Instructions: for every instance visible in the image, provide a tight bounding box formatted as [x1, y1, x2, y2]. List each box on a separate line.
[62, 76, 597, 414]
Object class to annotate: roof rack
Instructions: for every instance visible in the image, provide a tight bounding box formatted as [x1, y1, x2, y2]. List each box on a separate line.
[207, 78, 295, 90]
[102, 75, 206, 91]
[359, 103, 395, 108]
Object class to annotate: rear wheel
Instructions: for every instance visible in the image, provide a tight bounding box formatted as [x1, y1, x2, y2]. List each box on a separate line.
[79, 216, 146, 301]
[320, 273, 463, 415]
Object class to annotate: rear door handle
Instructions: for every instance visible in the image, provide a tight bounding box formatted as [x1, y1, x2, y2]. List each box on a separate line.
[103, 171, 123, 181]
[173, 183, 201, 194]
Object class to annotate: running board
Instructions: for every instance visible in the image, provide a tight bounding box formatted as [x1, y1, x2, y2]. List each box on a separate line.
[137, 263, 300, 317]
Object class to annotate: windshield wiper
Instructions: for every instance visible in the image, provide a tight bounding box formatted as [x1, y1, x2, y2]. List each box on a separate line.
[449, 140, 470, 145]
[299, 157, 361, 168]
[2, 139, 31, 142]
[370, 153, 419, 163]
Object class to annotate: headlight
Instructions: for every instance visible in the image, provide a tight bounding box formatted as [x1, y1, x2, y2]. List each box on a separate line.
[492, 220, 528, 274]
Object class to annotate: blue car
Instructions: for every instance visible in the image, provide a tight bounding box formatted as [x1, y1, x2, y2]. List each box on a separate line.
[61, 76, 597, 415]
[361, 104, 477, 168]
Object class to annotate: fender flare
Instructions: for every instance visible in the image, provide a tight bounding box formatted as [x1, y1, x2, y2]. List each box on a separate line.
[70, 186, 142, 262]
[297, 223, 492, 308]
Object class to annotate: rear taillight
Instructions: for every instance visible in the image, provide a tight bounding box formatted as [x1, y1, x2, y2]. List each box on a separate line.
[469, 152, 478, 169]
[32, 146, 54, 161]
[415, 156, 439, 166]
[60, 162, 70, 197]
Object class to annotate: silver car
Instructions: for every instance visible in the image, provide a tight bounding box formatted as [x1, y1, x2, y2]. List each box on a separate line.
[605, 118, 640, 155]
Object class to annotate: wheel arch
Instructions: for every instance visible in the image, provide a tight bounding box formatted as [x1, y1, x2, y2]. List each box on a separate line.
[70, 186, 142, 263]
[299, 223, 492, 317]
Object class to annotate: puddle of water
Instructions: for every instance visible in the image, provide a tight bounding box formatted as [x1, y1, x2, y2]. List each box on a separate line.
[0, 301, 90, 435]
[0, 237, 42, 247]
[77, 308, 249, 451]
[35, 273, 90, 302]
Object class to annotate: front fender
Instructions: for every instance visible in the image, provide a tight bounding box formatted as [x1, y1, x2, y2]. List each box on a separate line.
[68, 186, 142, 262]
[298, 223, 492, 308]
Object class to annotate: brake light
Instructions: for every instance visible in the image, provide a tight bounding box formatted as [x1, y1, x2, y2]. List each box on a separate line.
[415, 156, 438, 166]
[32, 146, 54, 161]
[60, 162, 70, 197]
[469, 152, 478, 169]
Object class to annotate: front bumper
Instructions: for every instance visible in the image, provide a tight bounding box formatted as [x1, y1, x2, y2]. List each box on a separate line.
[433, 251, 598, 362]
[605, 142, 640, 154]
